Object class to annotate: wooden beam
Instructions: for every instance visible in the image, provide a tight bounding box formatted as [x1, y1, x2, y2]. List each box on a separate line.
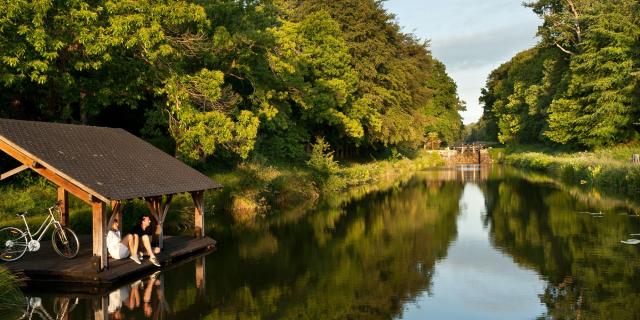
[0, 164, 28, 180]
[92, 200, 107, 271]
[57, 187, 69, 226]
[0, 137, 109, 204]
[191, 191, 205, 238]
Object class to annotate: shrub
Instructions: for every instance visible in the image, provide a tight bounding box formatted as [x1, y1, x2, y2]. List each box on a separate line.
[306, 137, 345, 191]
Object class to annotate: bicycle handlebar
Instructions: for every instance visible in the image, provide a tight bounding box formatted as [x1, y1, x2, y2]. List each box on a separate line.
[48, 200, 63, 212]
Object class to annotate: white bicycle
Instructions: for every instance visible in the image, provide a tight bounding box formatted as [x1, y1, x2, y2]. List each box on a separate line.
[0, 201, 79, 261]
[18, 296, 79, 320]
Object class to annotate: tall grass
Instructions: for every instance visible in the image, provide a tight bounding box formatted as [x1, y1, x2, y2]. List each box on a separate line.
[0, 266, 24, 317]
[501, 144, 640, 198]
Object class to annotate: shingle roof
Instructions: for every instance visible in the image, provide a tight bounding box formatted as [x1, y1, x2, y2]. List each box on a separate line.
[0, 118, 222, 201]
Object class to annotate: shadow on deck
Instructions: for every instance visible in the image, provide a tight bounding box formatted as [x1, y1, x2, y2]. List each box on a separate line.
[3, 234, 215, 292]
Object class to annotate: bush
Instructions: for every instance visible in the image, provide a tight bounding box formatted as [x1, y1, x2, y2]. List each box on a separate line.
[306, 137, 346, 191]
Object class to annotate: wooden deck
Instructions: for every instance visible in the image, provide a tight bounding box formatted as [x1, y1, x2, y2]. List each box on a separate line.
[3, 235, 215, 291]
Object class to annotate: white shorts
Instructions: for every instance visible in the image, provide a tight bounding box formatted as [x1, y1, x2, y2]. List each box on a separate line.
[109, 243, 130, 259]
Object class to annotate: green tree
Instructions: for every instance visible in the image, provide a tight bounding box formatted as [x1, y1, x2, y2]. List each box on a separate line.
[544, 0, 640, 147]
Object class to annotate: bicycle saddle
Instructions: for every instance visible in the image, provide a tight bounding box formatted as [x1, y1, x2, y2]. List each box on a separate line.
[15, 212, 27, 217]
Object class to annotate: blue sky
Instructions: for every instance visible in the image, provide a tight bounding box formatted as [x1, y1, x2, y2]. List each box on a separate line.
[383, 0, 541, 124]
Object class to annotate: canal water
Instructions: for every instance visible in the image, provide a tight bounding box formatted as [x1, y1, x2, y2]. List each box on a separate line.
[12, 167, 640, 319]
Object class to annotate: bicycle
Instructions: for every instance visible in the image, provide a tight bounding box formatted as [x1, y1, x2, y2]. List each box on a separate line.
[0, 201, 79, 261]
[17, 296, 79, 320]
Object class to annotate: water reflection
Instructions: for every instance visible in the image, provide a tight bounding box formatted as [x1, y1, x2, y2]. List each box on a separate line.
[17, 296, 78, 320]
[15, 166, 640, 319]
[107, 271, 167, 319]
[401, 183, 546, 319]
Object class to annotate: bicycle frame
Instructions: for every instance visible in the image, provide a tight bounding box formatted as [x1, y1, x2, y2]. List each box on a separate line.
[19, 206, 63, 244]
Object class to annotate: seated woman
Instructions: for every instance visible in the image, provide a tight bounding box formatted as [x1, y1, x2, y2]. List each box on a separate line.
[106, 219, 142, 264]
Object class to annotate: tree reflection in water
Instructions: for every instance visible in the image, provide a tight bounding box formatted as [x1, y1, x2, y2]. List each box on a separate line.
[18, 167, 640, 319]
[482, 169, 640, 319]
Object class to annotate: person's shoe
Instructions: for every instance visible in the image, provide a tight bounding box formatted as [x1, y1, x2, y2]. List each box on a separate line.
[150, 270, 161, 281]
[138, 252, 144, 261]
[130, 255, 141, 265]
[131, 279, 143, 289]
[150, 256, 161, 267]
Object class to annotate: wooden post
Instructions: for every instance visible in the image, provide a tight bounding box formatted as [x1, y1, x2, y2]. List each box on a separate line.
[195, 256, 206, 300]
[57, 187, 69, 226]
[92, 199, 107, 271]
[92, 295, 108, 320]
[191, 191, 204, 238]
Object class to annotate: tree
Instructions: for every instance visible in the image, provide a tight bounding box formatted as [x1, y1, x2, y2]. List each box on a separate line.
[544, 0, 640, 147]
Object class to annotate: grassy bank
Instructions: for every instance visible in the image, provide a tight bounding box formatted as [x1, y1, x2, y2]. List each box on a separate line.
[497, 145, 640, 198]
[206, 150, 444, 224]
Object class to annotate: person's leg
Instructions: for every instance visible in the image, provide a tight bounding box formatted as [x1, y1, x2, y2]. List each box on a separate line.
[144, 278, 154, 303]
[140, 235, 156, 258]
[132, 234, 139, 255]
[141, 235, 161, 266]
[123, 234, 132, 252]
[128, 282, 140, 309]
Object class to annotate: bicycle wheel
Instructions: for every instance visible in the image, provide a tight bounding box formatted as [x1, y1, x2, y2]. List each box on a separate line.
[51, 226, 79, 258]
[0, 227, 28, 261]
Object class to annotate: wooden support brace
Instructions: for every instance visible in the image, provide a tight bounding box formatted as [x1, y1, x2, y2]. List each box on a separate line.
[0, 164, 28, 180]
[107, 201, 122, 233]
[145, 195, 173, 249]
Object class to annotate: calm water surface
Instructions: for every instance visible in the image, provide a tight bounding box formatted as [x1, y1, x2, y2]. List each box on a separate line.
[15, 167, 640, 319]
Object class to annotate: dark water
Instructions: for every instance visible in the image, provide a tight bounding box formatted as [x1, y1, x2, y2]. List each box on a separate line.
[14, 167, 640, 319]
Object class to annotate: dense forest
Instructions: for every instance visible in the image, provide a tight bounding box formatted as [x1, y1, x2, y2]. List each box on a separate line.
[472, 0, 640, 148]
[0, 0, 464, 164]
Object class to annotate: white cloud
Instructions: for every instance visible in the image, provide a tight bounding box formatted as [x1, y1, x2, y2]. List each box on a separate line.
[384, 0, 541, 124]
[432, 22, 539, 71]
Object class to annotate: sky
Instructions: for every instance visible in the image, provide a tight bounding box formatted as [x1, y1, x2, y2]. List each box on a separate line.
[383, 0, 541, 124]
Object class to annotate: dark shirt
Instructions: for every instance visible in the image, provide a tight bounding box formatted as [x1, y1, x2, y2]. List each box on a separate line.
[131, 223, 153, 237]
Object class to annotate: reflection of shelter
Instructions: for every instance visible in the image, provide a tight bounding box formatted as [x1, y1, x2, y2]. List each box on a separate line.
[16, 254, 208, 320]
[0, 119, 220, 281]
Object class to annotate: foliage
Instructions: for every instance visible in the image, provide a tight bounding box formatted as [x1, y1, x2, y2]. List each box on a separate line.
[479, 0, 640, 148]
[1, 0, 463, 164]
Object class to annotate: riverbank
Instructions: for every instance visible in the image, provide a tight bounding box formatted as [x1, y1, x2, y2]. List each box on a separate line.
[206, 151, 444, 223]
[493, 145, 640, 198]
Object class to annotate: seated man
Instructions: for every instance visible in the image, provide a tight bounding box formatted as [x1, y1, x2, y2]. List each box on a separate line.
[131, 215, 161, 267]
[106, 218, 139, 263]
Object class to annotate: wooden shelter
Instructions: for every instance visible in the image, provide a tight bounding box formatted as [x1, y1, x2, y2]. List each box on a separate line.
[0, 118, 222, 271]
